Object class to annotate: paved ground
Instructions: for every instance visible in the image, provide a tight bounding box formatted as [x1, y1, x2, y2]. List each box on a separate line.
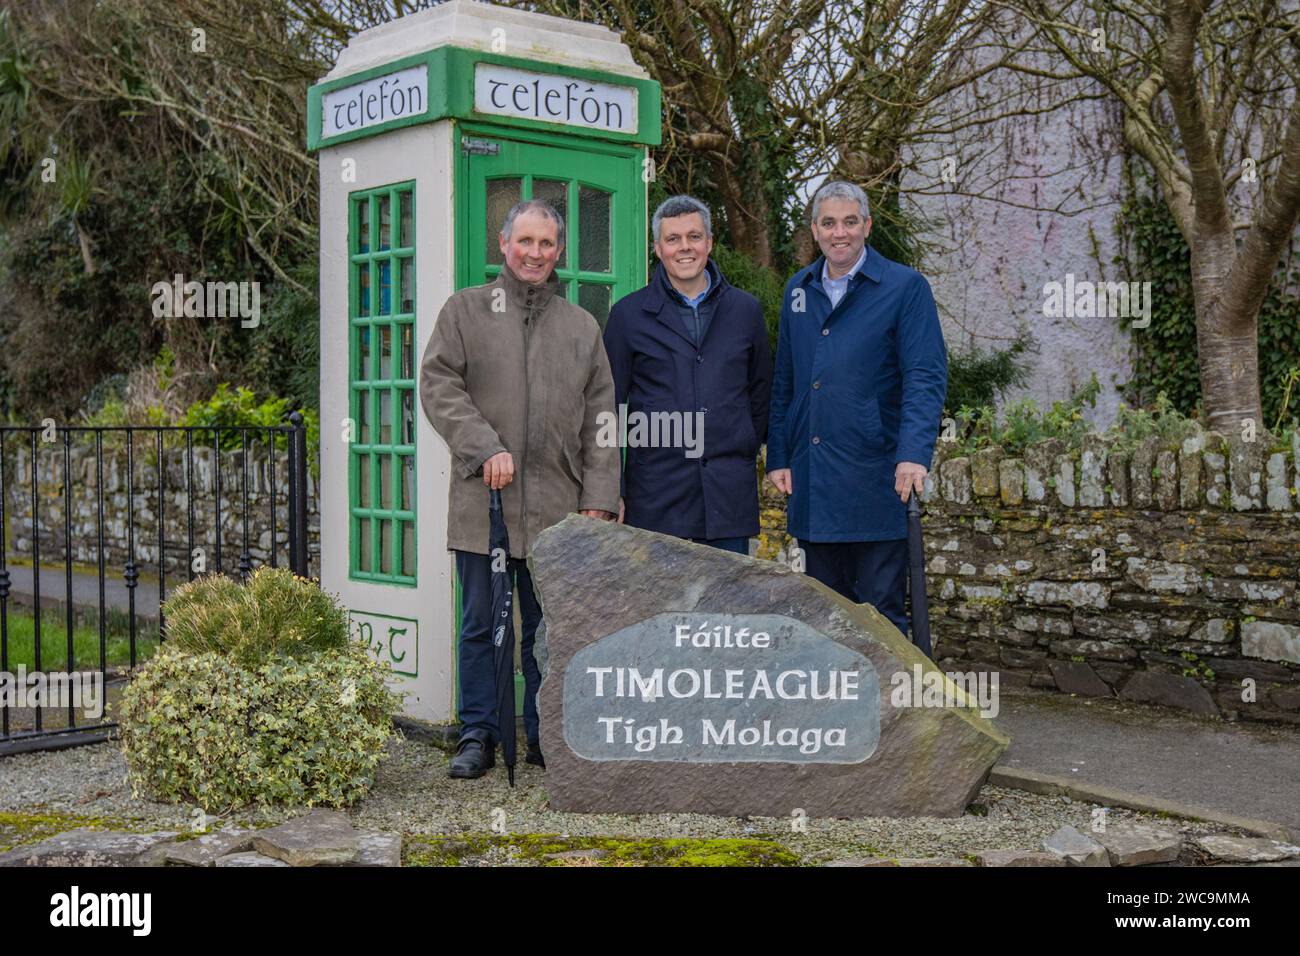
[992, 687, 1300, 831]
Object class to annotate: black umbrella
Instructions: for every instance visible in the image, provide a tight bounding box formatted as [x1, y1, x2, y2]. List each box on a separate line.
[489, 487, 517, 786]
[906, 494, 934, 659]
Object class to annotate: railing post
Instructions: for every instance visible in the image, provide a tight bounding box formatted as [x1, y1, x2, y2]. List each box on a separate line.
[288, 411, 309, 577]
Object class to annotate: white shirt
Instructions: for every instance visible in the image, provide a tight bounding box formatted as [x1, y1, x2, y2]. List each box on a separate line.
[821, 246, 868, 309]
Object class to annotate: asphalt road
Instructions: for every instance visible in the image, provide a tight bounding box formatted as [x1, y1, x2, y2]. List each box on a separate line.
[5, 564, 160, 617]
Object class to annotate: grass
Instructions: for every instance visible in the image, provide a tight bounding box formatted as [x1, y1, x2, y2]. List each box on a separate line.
[403, 833, 802, 867]
[0, 606, 159, 671]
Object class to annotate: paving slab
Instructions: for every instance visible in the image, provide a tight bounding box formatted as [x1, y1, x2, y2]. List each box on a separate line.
[992, 688, 1300, 834]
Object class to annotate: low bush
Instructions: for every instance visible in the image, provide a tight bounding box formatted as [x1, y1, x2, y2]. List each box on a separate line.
[950, 373, 1102, 457]
[160, 567, 347, 667]
[119, 568, 400, 810]
[118, 641, 398, 810]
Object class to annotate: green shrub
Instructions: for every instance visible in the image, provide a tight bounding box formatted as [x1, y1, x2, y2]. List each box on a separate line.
[76, 374, 321, 478]
[182, 383, 320, 478]
[161, 567, 348, 667]
[951, 373, 1101, 457]
[944, 331, 1035, 416]
[1103, 391, 1201, 455]
[118, 641, 398, 810]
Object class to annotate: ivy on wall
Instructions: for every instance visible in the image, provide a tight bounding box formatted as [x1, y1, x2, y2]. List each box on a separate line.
[1117, 170, 1300, 431]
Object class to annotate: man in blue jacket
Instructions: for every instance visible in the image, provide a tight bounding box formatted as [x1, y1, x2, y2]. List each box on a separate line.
[766, 181, 947, 637]
[604, 195, 772, 553]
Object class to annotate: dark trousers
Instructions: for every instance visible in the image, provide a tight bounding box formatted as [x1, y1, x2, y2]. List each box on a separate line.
[799, 538, 909, 637]
[454, 550, 543, 748]
[690, 536, 749, 555]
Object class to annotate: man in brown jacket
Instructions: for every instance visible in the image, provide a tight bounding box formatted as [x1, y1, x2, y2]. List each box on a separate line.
[420, 199, 620, 779]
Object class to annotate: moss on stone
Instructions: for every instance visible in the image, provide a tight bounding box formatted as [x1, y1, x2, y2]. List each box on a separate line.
[402, 832, 801, 867]
[0, 810, 136, 853]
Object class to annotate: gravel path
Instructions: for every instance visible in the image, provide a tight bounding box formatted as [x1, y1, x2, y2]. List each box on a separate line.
[0, 730, 1249, 864]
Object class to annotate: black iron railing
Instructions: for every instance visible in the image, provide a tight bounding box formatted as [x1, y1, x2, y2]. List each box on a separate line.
[0, 412, 311, 751]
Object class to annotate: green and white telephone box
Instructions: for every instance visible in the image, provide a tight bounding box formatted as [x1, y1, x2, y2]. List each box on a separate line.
[308, 0, 660, 723]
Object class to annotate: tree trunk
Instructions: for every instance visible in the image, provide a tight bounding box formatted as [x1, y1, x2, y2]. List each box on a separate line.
[1192, 240, 1264, 434]
[1195, 304, 1263, 436]
[714, 144, 774, 268]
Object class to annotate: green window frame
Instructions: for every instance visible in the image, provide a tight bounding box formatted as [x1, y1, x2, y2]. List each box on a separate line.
[349, 181, 417, 585]
[455, 124, 646, 329]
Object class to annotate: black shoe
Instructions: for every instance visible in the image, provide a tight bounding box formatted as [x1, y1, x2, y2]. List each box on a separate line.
[525, 742, 546, 768]
[448, 736, 496, 779]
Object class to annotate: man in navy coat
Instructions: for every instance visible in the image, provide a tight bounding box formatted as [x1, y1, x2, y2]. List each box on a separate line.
[766, 181, 947, 636]
[603, 195, 772, 553]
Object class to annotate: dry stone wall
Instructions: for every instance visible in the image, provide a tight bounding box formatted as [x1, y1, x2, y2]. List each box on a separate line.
[760, 429, 1300, 724]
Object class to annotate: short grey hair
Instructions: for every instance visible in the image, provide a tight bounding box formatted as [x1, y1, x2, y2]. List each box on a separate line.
[500, 199, 565, 247]
[810, 180, 870, 223]
[652, 194, 712, 241]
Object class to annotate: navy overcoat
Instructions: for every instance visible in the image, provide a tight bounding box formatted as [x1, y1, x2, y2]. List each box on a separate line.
[603, 261, 772, 539]
[766, 245, 948, 542]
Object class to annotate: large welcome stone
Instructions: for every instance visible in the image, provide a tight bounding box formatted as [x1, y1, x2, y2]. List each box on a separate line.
[530, 517, 1009, 818]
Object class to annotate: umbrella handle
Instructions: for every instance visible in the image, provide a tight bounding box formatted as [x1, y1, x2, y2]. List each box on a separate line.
[907, 494, 923, 518]
[489, 487, 502, 511]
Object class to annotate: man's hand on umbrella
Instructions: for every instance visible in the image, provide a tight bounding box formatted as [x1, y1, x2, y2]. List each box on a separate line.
[767, 468, 792, 495]
[579, 509, 617, 521]
[483, 451, 514, 489]
[895, 462, 927, 502]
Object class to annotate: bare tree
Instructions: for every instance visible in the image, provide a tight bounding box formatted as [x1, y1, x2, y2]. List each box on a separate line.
[773, 0, 1040, 263]
[0, 0, 413, 288]
[0, 0, 412, 410]
[1003, 0, 1300, 432]
[515, 0, 1026, 268]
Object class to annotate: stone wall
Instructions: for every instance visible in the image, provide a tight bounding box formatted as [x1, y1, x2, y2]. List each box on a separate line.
[758, 430, 1300, 724]
[1, 440, 320, 580]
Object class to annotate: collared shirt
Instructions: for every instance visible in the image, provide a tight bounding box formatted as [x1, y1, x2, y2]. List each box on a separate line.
[679, 269, 712, 310]
[662, 261, 718, 344]
[821, 245, 868, 309]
